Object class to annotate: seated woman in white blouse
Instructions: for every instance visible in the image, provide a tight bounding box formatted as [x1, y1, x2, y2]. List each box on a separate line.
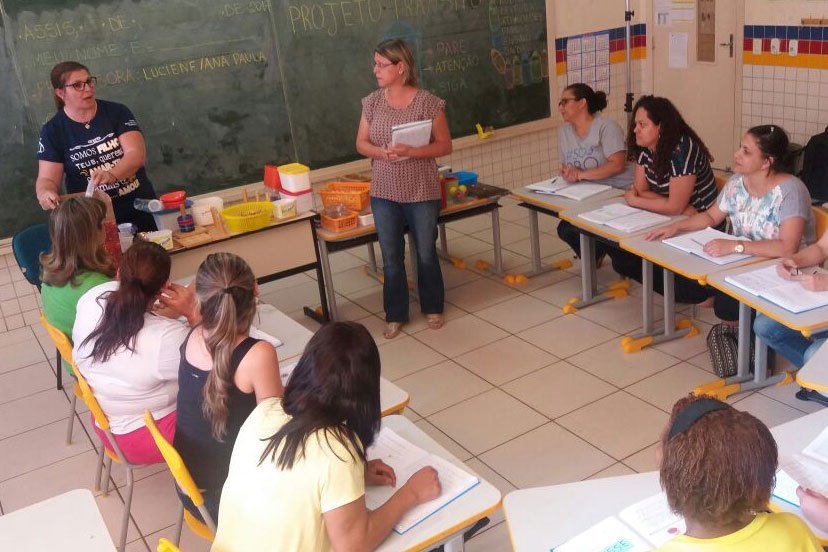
[73, 240, 198, 464]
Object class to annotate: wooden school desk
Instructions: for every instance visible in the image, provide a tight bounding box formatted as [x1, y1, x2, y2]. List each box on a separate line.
[509, 185, 625, 281]
[704, 259, 828, 400]
[376, 415, 502, 552]
[0, 488, 116, 551]
[504, 408, 828, 551]
[314, 189, 509, 321]
[255, 303, 410, 415]
[618, 232, 760, 354]
[169, 211, 330, 320]
[558, 199, 683, 315]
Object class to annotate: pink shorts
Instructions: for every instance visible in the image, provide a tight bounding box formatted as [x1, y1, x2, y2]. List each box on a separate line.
[93, 410, 176, 465]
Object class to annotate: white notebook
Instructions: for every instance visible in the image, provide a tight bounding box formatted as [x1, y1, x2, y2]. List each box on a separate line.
[778, 425, 828, 498]
[364, 427, 479, 534]
[554, 493, 685, 551]
[526, 177, 611, 200]
[390, 119, 432, 160]
[724, 264, 828, 313]
[248, 326, 283, 349]
[578, 203, 670, 232]
[662, 227, 752, 265]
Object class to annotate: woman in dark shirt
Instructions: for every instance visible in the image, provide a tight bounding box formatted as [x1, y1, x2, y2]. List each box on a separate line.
[174, 252, 283, 522]
[608, 95, 718, 305]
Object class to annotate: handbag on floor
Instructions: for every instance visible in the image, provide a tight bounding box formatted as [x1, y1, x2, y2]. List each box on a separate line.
[707, 323, 754, 378]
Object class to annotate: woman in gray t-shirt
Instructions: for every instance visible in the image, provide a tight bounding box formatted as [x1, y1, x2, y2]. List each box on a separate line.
[556, 83, 634, 261]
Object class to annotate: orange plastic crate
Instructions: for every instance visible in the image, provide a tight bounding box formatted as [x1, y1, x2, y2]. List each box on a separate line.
[321, 211, 358, 233]
[319, 182, 370, 211]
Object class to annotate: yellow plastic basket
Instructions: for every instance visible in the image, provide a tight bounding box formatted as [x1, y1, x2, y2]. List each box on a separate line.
[220, 201, 273, 233]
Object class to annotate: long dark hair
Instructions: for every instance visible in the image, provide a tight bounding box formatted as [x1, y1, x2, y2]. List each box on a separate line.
[627, 95, 714, 180]
[259, 321, 382, 470]
[50, 61, 89, 110]
[82, 241, 170, 363]
[197, 253, 258, 440]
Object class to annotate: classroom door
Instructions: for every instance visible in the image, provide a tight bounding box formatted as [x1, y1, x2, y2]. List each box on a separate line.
[651, 0, 740, 170]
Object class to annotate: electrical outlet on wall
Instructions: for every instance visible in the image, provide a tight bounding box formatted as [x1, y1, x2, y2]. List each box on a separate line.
[789, 39, 798, 56]
[770, 37, 781, 55]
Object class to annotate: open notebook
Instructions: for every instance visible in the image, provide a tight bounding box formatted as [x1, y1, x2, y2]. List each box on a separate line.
[724, 264, 828, 314]
[364, 427, 479, 534]
[776, 424, 828, 502]
[526, 177, 611, 201]
[554, 492, 685, 551]
[662, 227, 752, 266]
[577, 203, 671, 233]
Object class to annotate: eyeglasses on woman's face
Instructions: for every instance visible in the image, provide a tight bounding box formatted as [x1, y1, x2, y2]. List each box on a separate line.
[63, 76, 97, 91]
[373, 59, 397, 70]
[557, 97, 578, 107]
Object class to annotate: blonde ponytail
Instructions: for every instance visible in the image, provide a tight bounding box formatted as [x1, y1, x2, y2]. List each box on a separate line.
[195, 253, 257, 440]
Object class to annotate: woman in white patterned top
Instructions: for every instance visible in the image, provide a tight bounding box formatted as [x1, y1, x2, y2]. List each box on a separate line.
[356, 38, 452, 339]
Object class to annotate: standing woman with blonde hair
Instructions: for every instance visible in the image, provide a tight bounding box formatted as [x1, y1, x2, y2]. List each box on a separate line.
[174, 253, 283, 522]
[356, 38, 452, 339]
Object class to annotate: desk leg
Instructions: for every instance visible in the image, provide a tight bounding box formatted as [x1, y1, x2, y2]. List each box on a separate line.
[316, 237, 339, 321]
[563, 234, 629, 314]
[513, 208, 572, 279]
[489, 206, 504, 276]
[304, 223, 332, 323]
[622, 268, 696, 353]
[693, 303, 793, 400]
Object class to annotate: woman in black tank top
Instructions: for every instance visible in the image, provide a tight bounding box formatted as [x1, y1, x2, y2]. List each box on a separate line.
[173, 253, 283, 523]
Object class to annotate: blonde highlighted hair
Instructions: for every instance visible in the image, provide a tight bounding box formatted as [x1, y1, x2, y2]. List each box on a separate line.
[40, 196, 116, 287]
[375, 38, 418, 87]
[196, 253, 257, 440]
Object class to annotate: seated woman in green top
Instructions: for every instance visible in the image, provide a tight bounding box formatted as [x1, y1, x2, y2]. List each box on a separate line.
[40, 195, 117, 374]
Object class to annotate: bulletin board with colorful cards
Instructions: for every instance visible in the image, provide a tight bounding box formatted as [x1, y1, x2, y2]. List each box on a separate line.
[566, 31, 611, 93]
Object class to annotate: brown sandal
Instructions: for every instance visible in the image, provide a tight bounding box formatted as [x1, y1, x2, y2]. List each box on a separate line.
[383, 322, 403, 339]
[425, 314, 444, 330]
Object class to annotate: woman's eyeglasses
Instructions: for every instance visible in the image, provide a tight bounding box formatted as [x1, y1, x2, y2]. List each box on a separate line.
[373, 60, 397, 69]
[63, 77, 97, 91]
[557, 98, 578, 107]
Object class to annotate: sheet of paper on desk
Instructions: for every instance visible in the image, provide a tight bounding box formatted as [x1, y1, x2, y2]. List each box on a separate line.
[618, 492, 685, 547]
[364, 427, 479, 534]
[248, 326, 283, 349]
[578, 203, 642, 224]
[724, 264, 787, 296]
[526, 179, 611, 200]
[773, 468, 802, 507]
[760, 284, 828, 314]
[605, 211, 670, 232]
[552, 516, 652, 552]
[662, 227, 751, 265]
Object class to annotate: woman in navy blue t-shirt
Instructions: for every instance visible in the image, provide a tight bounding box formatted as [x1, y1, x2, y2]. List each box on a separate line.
[35, 61, 158, 231]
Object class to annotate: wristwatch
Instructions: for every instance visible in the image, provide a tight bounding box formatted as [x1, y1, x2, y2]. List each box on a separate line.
[734, 241, 745, 254]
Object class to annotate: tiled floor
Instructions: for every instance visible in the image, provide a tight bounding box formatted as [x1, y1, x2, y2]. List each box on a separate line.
[0, 195, 823, 551]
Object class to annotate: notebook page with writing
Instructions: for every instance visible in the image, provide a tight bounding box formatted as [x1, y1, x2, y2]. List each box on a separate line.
[605, 211, 670, 232]
[552, 516, 653, 552]
[364, 428, 479, 534]
[759, 284, 828, 314]
[724, 264, 787, 296]
[578, 203, 642, 225]
[662, 227, 751, 265]
[618, 492, 685, 547]
[551, 183, 612, 201]
[526, 177, 568, 195]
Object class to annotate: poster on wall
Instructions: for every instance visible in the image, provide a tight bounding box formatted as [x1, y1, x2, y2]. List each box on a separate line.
[669, 32, 689, 68]
[566, 31, 610, 93]
[656, 0, 695, 26]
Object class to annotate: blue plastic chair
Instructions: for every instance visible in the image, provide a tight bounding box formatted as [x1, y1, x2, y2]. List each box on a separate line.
[11, 222, 59, 388]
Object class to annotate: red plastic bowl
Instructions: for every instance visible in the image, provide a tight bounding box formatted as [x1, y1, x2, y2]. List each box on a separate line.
[160, 191, 186, 209]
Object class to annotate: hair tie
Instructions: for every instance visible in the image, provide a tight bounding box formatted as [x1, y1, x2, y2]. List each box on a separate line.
[221, 287, 234, 295]
[770, 125, 775, 133]
[667, 398, 728, 441]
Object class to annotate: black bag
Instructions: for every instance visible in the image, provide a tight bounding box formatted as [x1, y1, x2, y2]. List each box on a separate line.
[706, 323, 754, 378]
[800, 126, 828, 203]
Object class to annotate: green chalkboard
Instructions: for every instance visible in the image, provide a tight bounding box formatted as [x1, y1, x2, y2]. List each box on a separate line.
[0, 0, 549, 237]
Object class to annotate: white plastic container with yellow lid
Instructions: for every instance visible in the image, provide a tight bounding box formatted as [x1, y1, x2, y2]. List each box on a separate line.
[278, 163, 311, 193]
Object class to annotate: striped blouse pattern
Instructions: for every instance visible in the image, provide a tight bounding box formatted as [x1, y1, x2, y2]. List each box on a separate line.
[637, 135, 717, 212]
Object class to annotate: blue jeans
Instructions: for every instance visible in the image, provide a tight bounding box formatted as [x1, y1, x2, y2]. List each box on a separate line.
[371, 197, 444, 323]
[753, 313, 827, 368]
